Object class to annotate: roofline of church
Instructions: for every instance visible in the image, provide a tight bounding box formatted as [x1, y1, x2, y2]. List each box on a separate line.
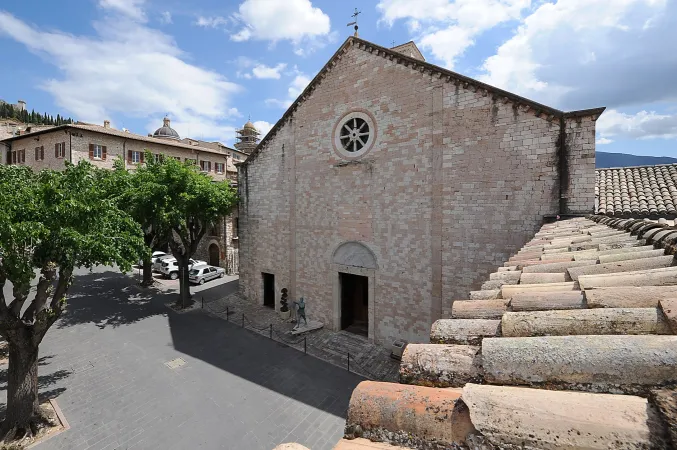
[241, 36, 606, 167]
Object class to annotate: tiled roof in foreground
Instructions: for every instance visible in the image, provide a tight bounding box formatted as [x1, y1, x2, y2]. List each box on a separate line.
[333, 216, 677, 450]
[596, 164, 677, 217]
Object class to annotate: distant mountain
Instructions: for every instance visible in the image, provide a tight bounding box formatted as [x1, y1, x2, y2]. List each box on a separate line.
[596, 152, 677, 169]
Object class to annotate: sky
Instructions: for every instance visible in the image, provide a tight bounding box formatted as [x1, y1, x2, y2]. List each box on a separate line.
[0, 0, 676, 156]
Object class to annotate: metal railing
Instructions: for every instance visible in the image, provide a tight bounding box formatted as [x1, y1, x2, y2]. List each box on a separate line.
[201, 296, 385, 380]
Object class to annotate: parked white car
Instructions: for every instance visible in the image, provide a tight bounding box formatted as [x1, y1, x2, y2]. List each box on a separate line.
[139, 251, 166, 267]
[189, 265, 226, 285]
[160, 258, 206, 280]
[153, 254, 175, 272]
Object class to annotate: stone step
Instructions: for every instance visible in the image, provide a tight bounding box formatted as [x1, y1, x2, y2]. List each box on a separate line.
[509, 291, 585, 311]
[521, 259, 597, 274]
[516, 258, 574, 268]
[430, 319, 500, 345]
[469, 289, 500, 300]
[451, 299, 508, 319]
[500, 308, 672, 337]
[567, 255, 675, 281]
[480, 279, 516, 290]
[578, 266, 677, 289]
[460, 384, 670, 450]
[497, 265, 519, 272]
[481, 335, 677, 395]
[585, 286, 676, 308]
[333, 438, 410, 450]
[344, 382, 473, 449]
[399, 344, 482, 388]
[598, 248, 665, 264]
[518, 272, 568, 284]
[501, 282, 578, 298]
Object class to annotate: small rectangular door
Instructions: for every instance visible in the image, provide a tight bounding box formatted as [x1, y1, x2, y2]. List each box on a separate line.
[340, 272, 369, 336]
[262, 273, 275, 308]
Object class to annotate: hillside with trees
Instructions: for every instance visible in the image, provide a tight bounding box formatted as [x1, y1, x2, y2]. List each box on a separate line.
[0, 102, 74, 126]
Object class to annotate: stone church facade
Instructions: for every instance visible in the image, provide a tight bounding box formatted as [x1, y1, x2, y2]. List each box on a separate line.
[237, 37, 603, 345]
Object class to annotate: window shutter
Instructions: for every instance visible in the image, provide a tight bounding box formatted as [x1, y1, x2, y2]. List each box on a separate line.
[5, 149, 9, 165]
[127, 150, 132, 164]
[140, 151, 144, 163]
[35, 147, 39, 161]
[21, 149, 25, 163]
[208, 161, 211, 172]
[55, 143, 58, 158]
[89, 144, 94, 159]
[102, 146, 107, 160]
[62, 142, 65, 158]
[40, 146, 44, 160]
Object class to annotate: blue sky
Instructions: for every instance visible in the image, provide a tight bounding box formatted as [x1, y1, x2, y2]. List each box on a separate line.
[1, 0, 676, 156]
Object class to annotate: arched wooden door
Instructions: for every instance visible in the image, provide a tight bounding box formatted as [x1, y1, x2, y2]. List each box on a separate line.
[208, 244, 220, 267]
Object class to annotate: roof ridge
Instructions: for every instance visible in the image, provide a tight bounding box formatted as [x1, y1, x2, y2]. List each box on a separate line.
[596, 163, 677, 171]
[242, 36, 604, 167]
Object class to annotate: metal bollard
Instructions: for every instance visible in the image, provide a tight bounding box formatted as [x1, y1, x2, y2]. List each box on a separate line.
[269, 324, 273, 339]
[201, 296, 204, 309]
[347, 352, 350, 372]
[241, 313, 244, 328]
[226, 306, 229, 321]
[304, 337, 307, 354]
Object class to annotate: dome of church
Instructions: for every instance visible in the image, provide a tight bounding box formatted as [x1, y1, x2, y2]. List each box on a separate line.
[243, 120, 257, 131]
[153, 117, 180, 140]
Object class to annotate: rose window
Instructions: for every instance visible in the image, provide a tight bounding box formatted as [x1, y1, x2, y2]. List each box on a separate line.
[339, 117, 370, 153]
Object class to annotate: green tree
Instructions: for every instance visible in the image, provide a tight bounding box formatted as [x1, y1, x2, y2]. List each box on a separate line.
[0, 162, 145, 441]
[136, 153, 238, 306]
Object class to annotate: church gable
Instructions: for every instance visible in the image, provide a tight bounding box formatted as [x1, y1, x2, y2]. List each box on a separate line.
[391, 41, 425, 61]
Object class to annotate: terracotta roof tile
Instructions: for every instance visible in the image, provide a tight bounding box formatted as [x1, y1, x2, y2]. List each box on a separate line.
[596, 164, 677, 217]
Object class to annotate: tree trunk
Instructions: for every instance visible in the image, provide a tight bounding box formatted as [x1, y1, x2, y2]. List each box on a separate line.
[3, 338, 39, 437]
[177, 257, 192, 308]
[142, 257, 153, 286]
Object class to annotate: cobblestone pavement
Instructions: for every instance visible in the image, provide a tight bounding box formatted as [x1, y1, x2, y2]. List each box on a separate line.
[202, 293, 400, 382]
[0, 267, 364, 450]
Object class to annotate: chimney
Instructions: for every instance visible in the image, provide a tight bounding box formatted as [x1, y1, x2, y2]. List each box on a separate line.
[103, 120, 110, 129]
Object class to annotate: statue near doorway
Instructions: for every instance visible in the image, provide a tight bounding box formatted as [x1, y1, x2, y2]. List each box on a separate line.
[291, 296, 324, 335]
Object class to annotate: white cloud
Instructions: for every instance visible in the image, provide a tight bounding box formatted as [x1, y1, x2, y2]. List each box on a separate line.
[99, 0, 146, 22]
[265, 74, 311, 109]
[251, 63, 287, 79]
[377, 0, 531, 68]
[231, 0, 331, 52]
[479, 0, 675, 110]
[195, 16, 230, 28]
[253, 120, 273, 137]
[0, 10, 241, 143]
[160, 11, 172, 24]
[597, 109, 677, 142]
[596, 137, 613, 145]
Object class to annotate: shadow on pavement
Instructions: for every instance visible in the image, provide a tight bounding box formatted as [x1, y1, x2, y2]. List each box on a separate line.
[57, 271, 172, 329]
[51, 269, 363, 420]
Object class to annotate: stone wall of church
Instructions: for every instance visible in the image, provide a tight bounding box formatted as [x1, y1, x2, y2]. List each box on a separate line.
[238, 40, 598, 345]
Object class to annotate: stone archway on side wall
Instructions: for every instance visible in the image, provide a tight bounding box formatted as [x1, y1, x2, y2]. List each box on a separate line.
[332, 241, 378, 269]
[331, 241, 377, 342]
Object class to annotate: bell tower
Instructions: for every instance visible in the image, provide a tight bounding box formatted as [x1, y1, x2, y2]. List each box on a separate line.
[234, 119, 260, 155]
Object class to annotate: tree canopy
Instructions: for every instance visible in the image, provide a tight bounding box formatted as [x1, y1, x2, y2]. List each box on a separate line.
[0, 161, 144, 440]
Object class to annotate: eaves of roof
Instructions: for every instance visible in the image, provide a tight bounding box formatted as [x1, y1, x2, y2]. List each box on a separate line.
[240, 36, 606, 168]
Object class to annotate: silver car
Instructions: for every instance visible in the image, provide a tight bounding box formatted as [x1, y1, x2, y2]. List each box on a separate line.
[189, 265, 226, 285]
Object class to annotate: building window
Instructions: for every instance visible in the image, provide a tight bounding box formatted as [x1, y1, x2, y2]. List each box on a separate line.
[185, 158, 197, 165]
[132, 151, 140, 164]
[55, 142, 66, 158]
[154, 153, 165, 163]
[92, 144, 103, 159]
[127, 150, 143, 165]
[9, 149, 24, 164]
[173, 156, 181, 161]
[215, 162, 224, 174]
[34, 146, 44, 161]
[200, 160, 211, 172]
[233, 155, 240, 161]
[333, 110, 377, 160]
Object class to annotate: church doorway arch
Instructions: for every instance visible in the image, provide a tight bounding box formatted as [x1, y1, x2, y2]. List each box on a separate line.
[331, 242, 377, 341]
[208, 243, 220, 267]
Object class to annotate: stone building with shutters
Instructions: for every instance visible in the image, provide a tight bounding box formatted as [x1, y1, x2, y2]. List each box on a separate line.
[1, 117, 246, 274]
[237, 37, 603, 345]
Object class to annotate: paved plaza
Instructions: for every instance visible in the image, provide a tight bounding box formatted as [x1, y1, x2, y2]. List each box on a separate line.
[0, 267, 364, 450]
